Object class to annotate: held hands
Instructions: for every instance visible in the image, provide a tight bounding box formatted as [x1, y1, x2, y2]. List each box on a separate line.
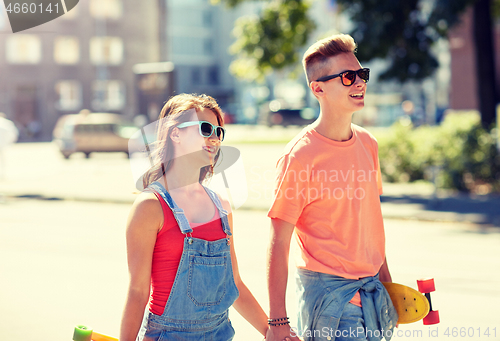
[265, 324, 302, 341]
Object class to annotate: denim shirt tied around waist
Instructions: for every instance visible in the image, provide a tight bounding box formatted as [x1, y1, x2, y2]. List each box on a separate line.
[297, 269, 398, 341]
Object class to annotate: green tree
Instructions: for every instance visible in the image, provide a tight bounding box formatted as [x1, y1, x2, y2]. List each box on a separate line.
[220, 0, 316, 82]
[219, 0, 498, 129]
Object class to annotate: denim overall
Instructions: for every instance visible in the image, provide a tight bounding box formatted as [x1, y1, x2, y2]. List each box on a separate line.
[138, 181, 239, 341]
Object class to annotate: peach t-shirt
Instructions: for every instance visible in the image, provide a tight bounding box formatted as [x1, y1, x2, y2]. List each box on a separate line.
[268, 124, 386, 306]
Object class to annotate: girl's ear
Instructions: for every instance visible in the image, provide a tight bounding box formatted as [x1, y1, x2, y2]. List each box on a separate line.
[170, 127, 181, 144]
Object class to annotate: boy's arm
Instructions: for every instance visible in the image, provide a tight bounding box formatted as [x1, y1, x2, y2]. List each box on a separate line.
[266, 218, 301, 341]
[379, 257, 392, 282]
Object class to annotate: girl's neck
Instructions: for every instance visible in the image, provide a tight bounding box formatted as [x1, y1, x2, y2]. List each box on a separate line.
[162, 163, 203, 192]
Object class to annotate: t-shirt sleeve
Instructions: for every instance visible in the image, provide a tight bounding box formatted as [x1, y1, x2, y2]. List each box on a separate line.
[267, 154, 309, 226]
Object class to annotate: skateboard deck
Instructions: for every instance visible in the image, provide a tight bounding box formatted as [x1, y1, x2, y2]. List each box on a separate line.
[73, 325, 118, 341]
[89, 332, 118, 341]
[383, 282, 430, 324]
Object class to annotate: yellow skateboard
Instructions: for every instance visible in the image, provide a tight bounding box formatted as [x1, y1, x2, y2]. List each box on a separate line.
[383, 278, 440, 325]
[73, 325, 118, 341]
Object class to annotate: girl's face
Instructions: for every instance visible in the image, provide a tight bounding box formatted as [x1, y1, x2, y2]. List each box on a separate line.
[175, 108, 222, 166]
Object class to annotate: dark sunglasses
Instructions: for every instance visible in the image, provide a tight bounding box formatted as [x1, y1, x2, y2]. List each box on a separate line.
[314, 68, 370, 86]
[177, 121, 226, 141]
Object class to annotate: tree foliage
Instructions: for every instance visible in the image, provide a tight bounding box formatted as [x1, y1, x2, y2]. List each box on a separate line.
[219, 0, 498, 127]
[377, 113, 500, 192]
[219, 0, 316, 82]
[336, 0, 476, 81]
[220, 0, 477, 81]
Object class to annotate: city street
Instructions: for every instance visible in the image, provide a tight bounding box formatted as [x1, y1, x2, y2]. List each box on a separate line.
[1, 0, 499, 339]
[0, 140, 499, 340]
[1, 197, 499, 340]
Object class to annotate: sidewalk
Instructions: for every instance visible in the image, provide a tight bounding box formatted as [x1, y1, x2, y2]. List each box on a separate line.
[1, 138, 499, 228]
[380, 182, 500, 227]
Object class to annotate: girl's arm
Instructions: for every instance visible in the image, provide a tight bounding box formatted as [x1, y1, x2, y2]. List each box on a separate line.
[120, 192, 163, 341]
[222, 199, 269, 337]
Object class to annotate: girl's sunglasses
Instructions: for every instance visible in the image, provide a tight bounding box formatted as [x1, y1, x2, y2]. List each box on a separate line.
[314, 68, 370, 86]
[177, 121, 226, 141]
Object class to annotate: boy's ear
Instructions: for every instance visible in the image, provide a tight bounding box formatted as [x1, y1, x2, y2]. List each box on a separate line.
[310, 81, 324, 98]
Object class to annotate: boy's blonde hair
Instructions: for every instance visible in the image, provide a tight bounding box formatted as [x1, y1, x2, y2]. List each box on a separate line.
[302, 34, 357, 84]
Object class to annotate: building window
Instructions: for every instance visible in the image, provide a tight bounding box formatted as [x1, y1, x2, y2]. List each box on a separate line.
[172, 36, 214, 56]
[6, 35, 41, 64]
[55, 81, 82, 111]
[90, 37, 123, 65]
[89, 0, 123, 19]
[191, 67, 202, 85]
[208, 66, 219, 85]
[203, 39, 213, 55]
[54, 36, 79, 64]
[92, 80, 125, 111]
[202, 11, 213, 27]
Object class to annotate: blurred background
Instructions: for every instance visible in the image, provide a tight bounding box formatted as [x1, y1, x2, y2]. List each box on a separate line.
[1, 0, 500, 340]
[0, 0, 496, 131]
[0, 0, 499, 192]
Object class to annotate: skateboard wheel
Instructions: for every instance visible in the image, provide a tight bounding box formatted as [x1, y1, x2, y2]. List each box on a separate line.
[417, 278, 435, 293]
[73, 325, 93, 341]
[423, 310, 440, 325]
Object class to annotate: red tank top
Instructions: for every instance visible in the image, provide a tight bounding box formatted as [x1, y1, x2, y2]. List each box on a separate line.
[149, 191, 227, 315]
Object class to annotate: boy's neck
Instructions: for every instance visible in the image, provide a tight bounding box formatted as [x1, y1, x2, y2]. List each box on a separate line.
[312, 109, 354, 142]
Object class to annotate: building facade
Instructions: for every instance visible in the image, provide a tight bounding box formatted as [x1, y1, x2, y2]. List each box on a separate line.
[163, 0, 247, 120]
[448, 8, 500, 112]
[0, 0, 159, 141]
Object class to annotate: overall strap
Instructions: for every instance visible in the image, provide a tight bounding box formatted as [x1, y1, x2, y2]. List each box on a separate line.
[149, 181, 193, 235]
[203, 186, 232, 236]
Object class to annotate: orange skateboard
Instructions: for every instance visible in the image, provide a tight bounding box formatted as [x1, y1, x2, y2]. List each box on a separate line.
[383, 278, 440, 325]
[73, 325, 118, 341]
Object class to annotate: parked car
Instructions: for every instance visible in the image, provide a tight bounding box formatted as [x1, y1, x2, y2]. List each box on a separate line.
[259, 100, 319, 127]
[52, 111, 139, 159]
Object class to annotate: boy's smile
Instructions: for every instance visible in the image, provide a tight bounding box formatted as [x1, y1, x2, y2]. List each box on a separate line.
[349, 92, 364, 99]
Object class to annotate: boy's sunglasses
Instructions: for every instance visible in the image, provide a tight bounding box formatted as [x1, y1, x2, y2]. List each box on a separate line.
[177, 121, 226, 141]
[314, 68, 370, 86]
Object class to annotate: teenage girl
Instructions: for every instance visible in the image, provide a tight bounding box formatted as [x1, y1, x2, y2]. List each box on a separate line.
[120, 94, 269, 341]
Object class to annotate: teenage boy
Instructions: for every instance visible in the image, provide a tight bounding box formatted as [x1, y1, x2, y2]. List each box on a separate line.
[266, 34, 398, 341]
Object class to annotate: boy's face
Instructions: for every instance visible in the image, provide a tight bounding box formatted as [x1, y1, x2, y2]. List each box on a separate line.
[313, 52, 367, 113]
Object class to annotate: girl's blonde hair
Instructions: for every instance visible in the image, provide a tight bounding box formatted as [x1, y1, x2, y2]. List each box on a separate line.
[142, 93, 224, 189]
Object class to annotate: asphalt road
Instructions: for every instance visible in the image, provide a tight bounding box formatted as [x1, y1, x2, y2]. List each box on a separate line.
[1, 139, 499, 340]
[1, 198, 499, 341]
